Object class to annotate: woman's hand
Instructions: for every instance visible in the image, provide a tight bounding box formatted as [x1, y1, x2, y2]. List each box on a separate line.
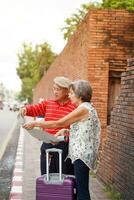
[22, 121, 36, 130]
[55, 128, 69, 137]
[50, 129, 69, 145]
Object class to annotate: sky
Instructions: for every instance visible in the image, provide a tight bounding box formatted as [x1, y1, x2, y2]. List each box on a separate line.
[0, 0, 100, 91]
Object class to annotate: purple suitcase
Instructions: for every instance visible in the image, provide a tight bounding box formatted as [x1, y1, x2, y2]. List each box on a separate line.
[36, 148, 76, 200]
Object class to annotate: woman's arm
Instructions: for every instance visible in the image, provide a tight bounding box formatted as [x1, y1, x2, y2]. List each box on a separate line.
[22, 106, 89, 130]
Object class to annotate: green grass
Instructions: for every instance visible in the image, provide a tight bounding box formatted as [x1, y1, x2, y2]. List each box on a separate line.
[103, 184, 122, 200]
[89, 170, 97, 178]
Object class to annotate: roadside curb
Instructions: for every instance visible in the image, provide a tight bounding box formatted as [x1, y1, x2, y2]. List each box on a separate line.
[9, 126, 24, 200]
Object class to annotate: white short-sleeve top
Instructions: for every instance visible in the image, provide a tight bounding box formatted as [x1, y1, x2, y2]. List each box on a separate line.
[68, 102, 101, 169]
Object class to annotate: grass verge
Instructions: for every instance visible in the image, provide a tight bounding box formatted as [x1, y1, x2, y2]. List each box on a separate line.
[103, 184, 122, 200]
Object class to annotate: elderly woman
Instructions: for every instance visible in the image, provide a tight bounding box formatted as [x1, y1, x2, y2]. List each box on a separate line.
[23, 80, 101, 200]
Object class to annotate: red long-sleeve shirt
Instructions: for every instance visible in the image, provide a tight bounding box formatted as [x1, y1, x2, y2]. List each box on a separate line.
[25, 99, 76, 135]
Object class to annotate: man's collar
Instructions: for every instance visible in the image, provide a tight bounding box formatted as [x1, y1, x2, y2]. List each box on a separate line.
[55, 99, 70, 106]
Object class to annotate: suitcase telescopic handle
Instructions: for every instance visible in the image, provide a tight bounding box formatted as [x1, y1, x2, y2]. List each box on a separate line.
[46, 148, 63, 182]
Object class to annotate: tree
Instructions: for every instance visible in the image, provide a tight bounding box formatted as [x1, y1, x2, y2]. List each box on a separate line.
[36, 43, 57, 77]
[62, 0, 134, 41]
[61, 2, 101, 40]
[17, 42, 57, 103]
[102, 0, 134, 10]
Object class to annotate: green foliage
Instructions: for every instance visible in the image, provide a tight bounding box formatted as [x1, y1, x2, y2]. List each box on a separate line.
[36, 43, 57, 77]
[102, 0, 134, 10]
[17, 42, 57, 103]
[103, 184, 122, 200]
[89, 170, 97, 178]
[61, 2, 101, 40]
[62, 0, 134, 41]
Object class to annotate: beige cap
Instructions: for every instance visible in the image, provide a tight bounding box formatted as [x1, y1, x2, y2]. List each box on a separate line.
[53, 76, 71, 89]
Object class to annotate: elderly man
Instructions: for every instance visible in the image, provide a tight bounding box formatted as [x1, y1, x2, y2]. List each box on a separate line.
[20, 76, 76, 175]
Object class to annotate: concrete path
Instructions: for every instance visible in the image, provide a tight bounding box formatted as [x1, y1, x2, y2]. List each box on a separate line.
[9, 127, 111, 200]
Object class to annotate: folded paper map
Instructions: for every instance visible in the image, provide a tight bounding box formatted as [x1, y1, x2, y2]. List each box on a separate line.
[25, 128, 65, 143]
[17, 113, 65, 143]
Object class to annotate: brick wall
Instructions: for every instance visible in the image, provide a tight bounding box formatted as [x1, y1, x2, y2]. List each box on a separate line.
[86, 9, 134, 142]
[33, 9, 134, 101]
[97, 57, 134, 200]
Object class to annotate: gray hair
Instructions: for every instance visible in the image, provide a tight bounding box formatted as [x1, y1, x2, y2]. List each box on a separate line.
[69, 80, 92, 102]
[53, 76, 71, 89]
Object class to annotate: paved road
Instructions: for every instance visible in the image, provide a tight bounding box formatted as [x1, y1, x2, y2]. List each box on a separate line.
[0, 108, 18, 160]
[0, 108, 20, 200]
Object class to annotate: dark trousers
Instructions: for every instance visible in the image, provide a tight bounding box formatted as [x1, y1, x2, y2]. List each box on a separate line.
[74, 159, 91, 200]
[40, 142, 74, 175]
